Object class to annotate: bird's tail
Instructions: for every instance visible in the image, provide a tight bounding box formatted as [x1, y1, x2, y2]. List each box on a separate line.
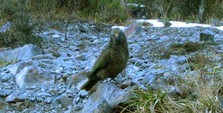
[81, 76, 100, 91]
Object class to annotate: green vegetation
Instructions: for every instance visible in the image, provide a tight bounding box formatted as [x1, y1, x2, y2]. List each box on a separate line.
[161, 42, 203, 59]
[121, 88, 168, 113]
[0, 0, 42, 47]
[171, 42, 202, 53]
[114, 49, 223, 113]
[79, 0, 129, 23]
[0, 0, 222, 47]
[188, 53, 210, 74]
[0, 0, 222, 112]
[116, 70, 223, 113]
[0, 54, 18, 67]
[126, 0, 223, 23]
[0, 59, 10, 67]
[0, 0, 129, 47]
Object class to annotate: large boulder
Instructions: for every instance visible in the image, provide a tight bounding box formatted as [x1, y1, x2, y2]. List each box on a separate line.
[5, 61, 33, 75]
[199, 29, 215, 42]
[5, 90, 29, 103]
[0, 89, 12, 97]
[81, 82, 129, 113]
[0, 44, 42, 62]
[15, 66, 54, 89]
[81, 99, 110, 113]
[52, 94, 73, 108]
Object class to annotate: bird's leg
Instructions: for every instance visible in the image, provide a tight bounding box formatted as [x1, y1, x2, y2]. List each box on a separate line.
[120, 69, 126, 77]
[111, 74, 124, 85]
[111, 78, 116, 82]
[104, 78, 116, 84]
[120, 69, 131, 82]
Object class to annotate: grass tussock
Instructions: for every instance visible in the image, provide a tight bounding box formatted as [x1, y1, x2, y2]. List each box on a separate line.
[115, 52, 223, 113]
[117, 74, 223, 113]
[120, 88, 168, 113]
[160, 41, 203, 59]
[0, 59, 10, 67]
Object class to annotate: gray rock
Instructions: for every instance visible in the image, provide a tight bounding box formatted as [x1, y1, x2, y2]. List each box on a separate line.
[31, 54, 55, 60]
[200, 29, 215, 42]
[142, 73, 155, 85]
[83, 82, 129, 109]
[44, 97, 52, 103]
[49, 50, 61, 57]
[81, 99, 110, 113]
[35, 92, 51, 97]
[52, 94, 72, 108]
[6, 91, 28, 103]
[0, 44, 42, 62]
[78, 90, 88, 98]
[64, 106, 73, 113]
[0, 89, 12, 97]
[76, 55, 85, 61]
[15, 66, 54, 88]
[0, 73, 13, 82]
[77, 23, 88, 33]
[68, 74, 87, 90]
[73, 96, 81, 105]
[38, 61, 55, 69]
[54, 66, 63, 74]
[6, 61, 33, 75]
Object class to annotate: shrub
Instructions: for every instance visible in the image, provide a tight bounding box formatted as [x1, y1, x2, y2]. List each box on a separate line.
[117, 88, 168, 113]
[27, 0, 128, 23]
[0, 0, 42, 47]
[160, 41, 203, 59]
[79, 0, 129, 23]
[117, 72, 223, 113]
[126, 0, 223, 22]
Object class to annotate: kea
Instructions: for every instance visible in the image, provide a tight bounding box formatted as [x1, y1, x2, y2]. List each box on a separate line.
[81, 28, 129, 91]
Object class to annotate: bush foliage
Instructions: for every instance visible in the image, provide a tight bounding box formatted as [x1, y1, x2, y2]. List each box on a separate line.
[126, 0, 223, 22]
[0, 0, 128, 47]
[0, 0, 42, 47]
[0, 0, 222, 47]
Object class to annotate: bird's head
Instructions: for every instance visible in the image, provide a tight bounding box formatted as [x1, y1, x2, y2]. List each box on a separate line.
[111, 28, 127, 45]
[111, 28, 120, 37]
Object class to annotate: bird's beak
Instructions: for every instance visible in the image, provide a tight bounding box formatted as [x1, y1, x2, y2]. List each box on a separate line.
[115, 36, 120, 44]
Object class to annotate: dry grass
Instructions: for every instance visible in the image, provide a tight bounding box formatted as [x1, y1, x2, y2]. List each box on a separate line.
[118, 73, 223, 113]
[117, 52, 223, 113]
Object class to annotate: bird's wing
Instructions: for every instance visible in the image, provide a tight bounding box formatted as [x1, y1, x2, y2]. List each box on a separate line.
[89, 49, 111, 78]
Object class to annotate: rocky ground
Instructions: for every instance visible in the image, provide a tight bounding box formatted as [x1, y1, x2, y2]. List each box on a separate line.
[0, 20, 223, 113]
